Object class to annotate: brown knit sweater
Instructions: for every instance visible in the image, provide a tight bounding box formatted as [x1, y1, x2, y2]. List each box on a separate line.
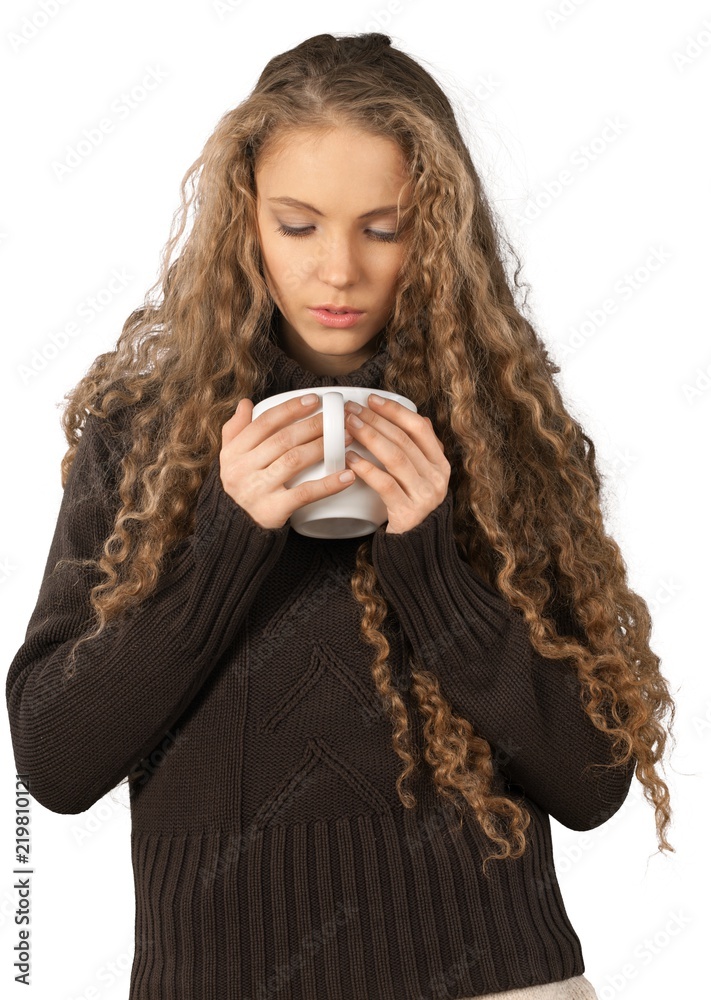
[6, 321, 635, 999]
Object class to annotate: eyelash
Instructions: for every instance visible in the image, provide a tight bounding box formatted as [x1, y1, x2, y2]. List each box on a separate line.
[275, 224, 399, 244]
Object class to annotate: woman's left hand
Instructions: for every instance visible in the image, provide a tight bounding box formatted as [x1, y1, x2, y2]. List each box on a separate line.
[343, 393, 451, 534]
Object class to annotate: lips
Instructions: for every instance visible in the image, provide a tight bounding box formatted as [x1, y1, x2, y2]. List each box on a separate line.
[308, 307, 365, 328]
[311, 304, 364, 313]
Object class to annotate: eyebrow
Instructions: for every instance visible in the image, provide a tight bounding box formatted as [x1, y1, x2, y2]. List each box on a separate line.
[267, 196, 399, 219]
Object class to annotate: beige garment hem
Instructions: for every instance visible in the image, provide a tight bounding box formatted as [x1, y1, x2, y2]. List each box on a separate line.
[456, 973, 598, 999]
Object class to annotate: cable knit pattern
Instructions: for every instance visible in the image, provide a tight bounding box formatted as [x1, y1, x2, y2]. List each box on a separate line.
[5, 317, 629, 999]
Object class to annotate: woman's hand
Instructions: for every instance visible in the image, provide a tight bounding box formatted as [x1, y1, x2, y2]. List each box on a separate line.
[343, 393, 451, 534]
[219, 395, 358, 530]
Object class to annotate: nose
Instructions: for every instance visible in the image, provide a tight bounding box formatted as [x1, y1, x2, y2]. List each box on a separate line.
[315, 234, 361, 288]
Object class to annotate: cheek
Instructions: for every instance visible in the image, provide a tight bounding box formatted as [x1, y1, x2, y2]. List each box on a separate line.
[377, 248, 406, 297]
[258, 234, 295, 291]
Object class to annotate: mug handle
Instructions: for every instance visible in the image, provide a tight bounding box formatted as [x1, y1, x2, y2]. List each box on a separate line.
[321, 391, 345, 476]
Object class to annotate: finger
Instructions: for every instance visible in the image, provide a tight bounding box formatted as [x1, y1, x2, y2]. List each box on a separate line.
[222, 398, 254, 444]
[244, 394, 321, 447]
[346, 410, 430, 482]
[232, 394, 324, 464]
[344, 449, 409, 506]
[261, 417, 355, 492]
[286, 464, 357, 517]
[360, 397, 446, 465]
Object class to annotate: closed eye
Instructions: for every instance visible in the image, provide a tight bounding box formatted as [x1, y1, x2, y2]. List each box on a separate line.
[275, 224, 400, 244]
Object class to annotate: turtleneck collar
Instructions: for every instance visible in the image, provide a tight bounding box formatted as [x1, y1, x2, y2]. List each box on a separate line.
[256, 308, 390, 399]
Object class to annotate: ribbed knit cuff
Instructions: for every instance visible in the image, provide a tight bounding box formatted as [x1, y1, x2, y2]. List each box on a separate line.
[195, 456, 290, 553]
[371, 488, 638, 831]
[370, 488, 513, 670]
[159, 456, 290, 591]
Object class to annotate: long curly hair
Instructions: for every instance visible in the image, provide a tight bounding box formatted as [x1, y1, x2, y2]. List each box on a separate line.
[56, 31, 675, 872]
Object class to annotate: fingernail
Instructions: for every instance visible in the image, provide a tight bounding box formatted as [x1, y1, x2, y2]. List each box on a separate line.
[346, 450, 361, 462]
[369, 393, 385, 406]
[301, 393, 318, 405]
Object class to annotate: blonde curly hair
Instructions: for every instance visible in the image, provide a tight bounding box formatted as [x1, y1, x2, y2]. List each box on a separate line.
[55, 31, 675, 874]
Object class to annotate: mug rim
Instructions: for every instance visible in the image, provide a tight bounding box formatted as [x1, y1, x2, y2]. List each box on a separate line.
[252, 386, 415, 416]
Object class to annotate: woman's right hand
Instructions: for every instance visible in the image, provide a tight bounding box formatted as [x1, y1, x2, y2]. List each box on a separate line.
[218, 395, 357, 530]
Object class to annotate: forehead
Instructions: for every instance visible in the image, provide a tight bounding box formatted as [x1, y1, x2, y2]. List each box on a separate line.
[255, 126, 410, 206]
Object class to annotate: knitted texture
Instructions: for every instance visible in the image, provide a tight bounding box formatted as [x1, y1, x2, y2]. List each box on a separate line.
[6, 318, 633, 999]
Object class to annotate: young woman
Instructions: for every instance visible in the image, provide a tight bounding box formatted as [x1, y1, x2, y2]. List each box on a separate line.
[6, 32, 675, 1000]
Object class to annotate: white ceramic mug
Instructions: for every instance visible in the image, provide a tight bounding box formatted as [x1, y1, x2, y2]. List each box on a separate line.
[251, 386, 418, 538]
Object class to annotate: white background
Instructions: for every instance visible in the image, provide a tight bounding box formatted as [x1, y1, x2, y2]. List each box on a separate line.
[1, 1, 709, 998]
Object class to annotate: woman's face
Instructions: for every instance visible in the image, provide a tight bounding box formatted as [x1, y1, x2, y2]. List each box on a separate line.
[255, 125, 411, 376]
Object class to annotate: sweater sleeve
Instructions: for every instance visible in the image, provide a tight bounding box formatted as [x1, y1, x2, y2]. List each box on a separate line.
[370, 489, 636, 831]
[5, 412, 290, 815]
